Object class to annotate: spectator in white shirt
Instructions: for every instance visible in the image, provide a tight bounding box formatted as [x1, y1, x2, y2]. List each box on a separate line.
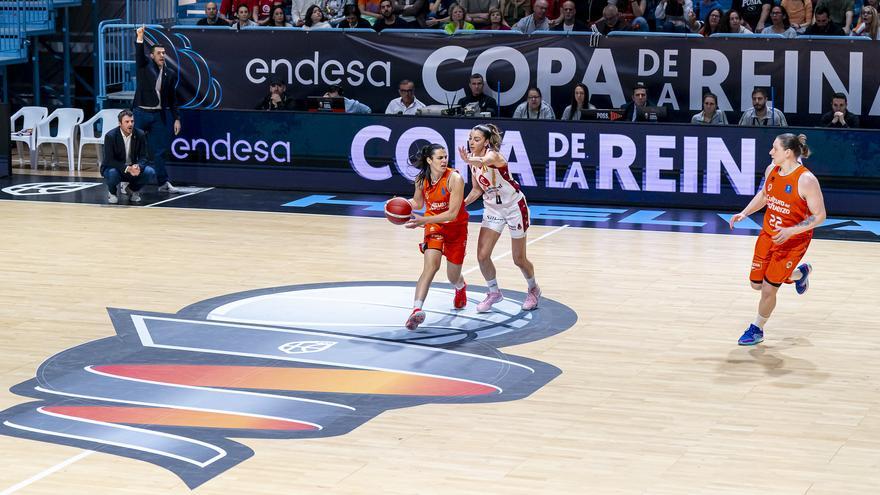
[385, 79, 427, 115]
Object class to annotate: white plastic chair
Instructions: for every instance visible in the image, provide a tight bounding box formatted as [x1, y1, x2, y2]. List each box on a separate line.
[34, 108, 84, 171]
[77, 109, 124, 171]
[10, 106, 48, 168]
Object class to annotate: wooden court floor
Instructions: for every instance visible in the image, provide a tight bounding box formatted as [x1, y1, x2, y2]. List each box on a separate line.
[1, 199, 879, 495]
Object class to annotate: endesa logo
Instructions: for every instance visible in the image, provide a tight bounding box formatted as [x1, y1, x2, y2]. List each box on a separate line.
[0, 282, 576, 488]
[171, 133, 291, 164]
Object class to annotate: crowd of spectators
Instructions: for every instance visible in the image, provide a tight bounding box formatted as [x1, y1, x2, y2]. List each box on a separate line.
[204, 0, 875, 127]
[198, 0, 880, 38]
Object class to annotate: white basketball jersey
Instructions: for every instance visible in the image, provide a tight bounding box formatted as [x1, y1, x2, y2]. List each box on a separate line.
[472, 163, 523, 206]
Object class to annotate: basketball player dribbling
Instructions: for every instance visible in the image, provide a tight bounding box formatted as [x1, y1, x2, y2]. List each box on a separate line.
[729, 133, 827, 345]
[459, 124, 541, 313]
[403, 144, 470, 331]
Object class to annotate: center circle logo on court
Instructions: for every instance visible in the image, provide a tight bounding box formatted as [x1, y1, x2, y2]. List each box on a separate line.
[0, 281, 576, 488]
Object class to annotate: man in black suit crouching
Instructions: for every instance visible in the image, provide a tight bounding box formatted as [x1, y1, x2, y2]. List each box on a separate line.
[103, 109, 157, 204]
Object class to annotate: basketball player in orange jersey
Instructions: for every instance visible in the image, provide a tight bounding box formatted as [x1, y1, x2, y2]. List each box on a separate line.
[402, 144, 470, 331]
[729, 133, 827, 345]
[458, 124, 541, 313]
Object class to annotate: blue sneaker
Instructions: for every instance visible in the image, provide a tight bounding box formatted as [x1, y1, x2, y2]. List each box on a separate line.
[738, 324, 764, 345]
[794, 263, 812, 295]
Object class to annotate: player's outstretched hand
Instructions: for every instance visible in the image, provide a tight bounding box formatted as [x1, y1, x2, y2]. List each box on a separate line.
[457, 146, 470, 163]
[729, 212, 746, 229]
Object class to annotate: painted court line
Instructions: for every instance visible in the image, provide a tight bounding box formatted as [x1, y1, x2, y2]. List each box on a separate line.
[145, 187, 214, 207]
[0, 450, 94, 495]
[463, 224, 570, 276]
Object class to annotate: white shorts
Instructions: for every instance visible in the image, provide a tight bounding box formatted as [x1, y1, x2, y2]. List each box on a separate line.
[481, 195, 530, 239]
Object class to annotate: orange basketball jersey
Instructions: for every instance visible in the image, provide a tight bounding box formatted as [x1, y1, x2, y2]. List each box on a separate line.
[762, 164, 813, 242]
[423, 169, 469, 226]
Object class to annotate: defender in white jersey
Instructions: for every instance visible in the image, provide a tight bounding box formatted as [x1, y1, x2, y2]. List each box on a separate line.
[460, 124, 541, 312]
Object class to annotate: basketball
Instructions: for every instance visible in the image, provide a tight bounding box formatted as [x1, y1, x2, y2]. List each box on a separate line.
[384, 197, 412, 225]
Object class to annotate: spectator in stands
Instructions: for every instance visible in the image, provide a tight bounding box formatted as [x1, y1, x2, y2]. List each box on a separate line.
[256, 76, 293, 110]
[267, 5, 294, 25]
[538, 0, 562, 21]
[803, 6, 846, 34]
[339, 4, 374, 26]
[851, 5, 879, 38]
[254, 0, 276, 25]
[501, 0, 531, 26]
[513, 87, 556, 119]
[762, 5, 798, 37]
[622, 82, 655, 122]
[103, 110, 156, 204]
[655, 0, 693, 32]
[560, 83, 596, 120]
[457, 73, 499, 115]
[693, 0, 721, 22]
[731, 0, 771, 31]
[582, 0, 607, 25]
[690, 92, 728, 124]
[323, 0, 346, 23]
[444, 3, 477, 31]
[303, 5, 333, 28]
[292, 0, 313, 24]
[512, 0, 550, 32]
[781, 0, 811, 32]
[231, 4, 258, 28]
[596, 4, 630, 34]
[821, 92, 860, 127]
[552, 1, 590, 30]
[134, 26, 181, 194]
[398, 0, 431, 27]
[719, 9, 753, 32]
[689, 7, 722, 35]
[431, 0, 492, 26]
[374, 0, 410, 29]
[458, 0, 499, 25]
[616, 0, 651, 31]
[386, 79, 427, 114]
[359, 0, 383, 20]
[814, 0, 854, 33]
[198, 2, 231, 25]
[739, 87, 787, 126]
[325, 85, 372, 113]
[218, 0, 250, 22]
[482, 6, 512, 27]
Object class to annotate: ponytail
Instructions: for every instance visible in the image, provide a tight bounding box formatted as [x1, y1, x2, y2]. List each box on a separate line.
[472, 123, 503, 151]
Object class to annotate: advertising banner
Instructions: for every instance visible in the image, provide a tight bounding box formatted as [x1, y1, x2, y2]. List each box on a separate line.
[168, 110, 880, 216]
[154, 28, 880, 126]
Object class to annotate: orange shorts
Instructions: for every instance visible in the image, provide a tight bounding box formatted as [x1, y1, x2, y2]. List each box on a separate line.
[420, 222, 468, 265]
[749, 231, 811, 286]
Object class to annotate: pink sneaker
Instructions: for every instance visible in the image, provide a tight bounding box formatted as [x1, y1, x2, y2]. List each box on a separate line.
[521, 286, 541, 311]
[405, 308, 426, 331]
[476, 291, 504, 313]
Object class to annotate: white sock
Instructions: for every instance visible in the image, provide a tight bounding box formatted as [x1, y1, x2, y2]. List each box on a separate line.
[525, 277, 537, 289]
[454, 280, 465, 290]
[753, 314, 769, 329]
[486, 279, 499, 293]
[414, 299, 424, 310]
[789, 267, 804, 281]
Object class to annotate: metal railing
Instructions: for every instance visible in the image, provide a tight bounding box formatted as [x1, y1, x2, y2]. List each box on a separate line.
[18, 0, 55, 35]
[97, 21, 164, 109]
[126, 0, 177, 25]
[0, 0, 27, 64]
